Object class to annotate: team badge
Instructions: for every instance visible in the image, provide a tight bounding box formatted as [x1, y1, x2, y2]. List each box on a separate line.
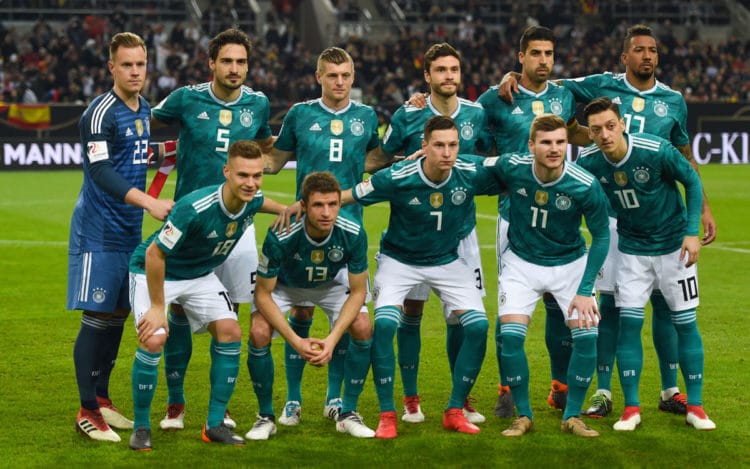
[331, 119, 344, 136]
[451, 189, 467, 205]
[614, 171, 628, 186]
[328, 248, 344, 262]
[653, 100, 668, 117]
[534, 190, 548, 206]
[532, 101, 544, 115]
[631, 97, 645, 113]
[430, 192, 444, 208]
[634, 168, 650, 183]
[499, 291, 506, 306]
[92, 288, 107, 304]
[219, 109, 232, 126]
[460, 123, 474, 140]
[555, 194, 572, 210]
[311, 250, 324, 264]
[225, 221, 238, 237]
[350, 119, 364, 136]
[135, 119, 144, 137]
[240, 109, 253, 128]
[549, 98, 563, 115]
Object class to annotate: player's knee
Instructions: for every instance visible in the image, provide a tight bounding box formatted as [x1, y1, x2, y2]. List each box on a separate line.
[462, 317, 489, 342]
[249, 313, 272, 347]
[348, 313, 372, 341]
[141, 333, 167, 354]
[210, 318, 242, 342]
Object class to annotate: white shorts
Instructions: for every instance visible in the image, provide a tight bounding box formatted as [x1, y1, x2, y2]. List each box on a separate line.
[130, 272, 238, 335]
[496, 216, 509, 276]
[405, 228, 485, 302]
[373, 253, 485, 320]
[213, 223, 258, 304]
[595, 217, 619, 294]
[269, 282, 357, 330]
[498, 250, 589, 321]
[615, 248, 700, 311]
[293, 268, 371, 313]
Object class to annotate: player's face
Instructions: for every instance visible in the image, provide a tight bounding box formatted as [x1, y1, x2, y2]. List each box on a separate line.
[425, 55, 461, 98]
[109, 46, 147, 98]
[303, 191, 340, 236]
[317, 60, 354, 107]
[423, 128, 459, 173]
[210, 43, 249, 91]
[520, 40, 554, 85]
[529, 127, 568, 172]
[587, 109, 626, 155]
[224, 156, 264, 203]
[622, 35, 658, 81]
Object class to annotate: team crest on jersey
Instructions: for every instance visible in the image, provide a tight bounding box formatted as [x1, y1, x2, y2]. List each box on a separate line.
[92, 287, 107, 304]
[653, 100, 668, 117]
[240, 109, 254, 128]
[225, 221, 238, 237]
[499, 291, 506, 306]
[350, 119, 365, 136]
[451, 188, 467, 205]
[219, 110, 232, 126]
[331, 119, 344, 136]
[549, 98, 563, 115]
[534, 190, 548, 206]
[460, 122, 474, 140]
[430, 193, 444, 208]
[634, 167, 650, 183]
[311, 250, 324, 264]
[532, 101, 544, 115]
[328, 247, 344, 262]
[555, 194, 572, 211]
[614, 171, 628, 186]
[631, 97, 645, 113]
[135, 119, 144, 137]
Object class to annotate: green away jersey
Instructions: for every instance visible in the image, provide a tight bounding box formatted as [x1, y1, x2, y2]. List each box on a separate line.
[482, 154, 609, 295]
[478, 82, 578, 220]
[577, 133, 702, 256]
[353, 155, 497, 267]
[562, 72, 689, 146]
[257, 214, 368, 288]
[274, 98, 380, 223]
[152, 83, 272, 200]
[382, 96, 491, 238]
[130, 184, 264, 280]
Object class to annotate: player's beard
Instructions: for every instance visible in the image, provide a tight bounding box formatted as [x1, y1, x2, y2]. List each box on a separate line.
[633, 64, 654, 81]
[431, 82, 460, 99]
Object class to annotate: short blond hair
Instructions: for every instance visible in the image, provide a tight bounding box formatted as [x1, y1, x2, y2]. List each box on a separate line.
[109, 32, 146, 60]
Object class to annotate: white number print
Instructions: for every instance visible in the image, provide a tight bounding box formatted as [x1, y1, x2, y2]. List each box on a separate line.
[306, 266, 329, 282]
[133, 139, 149, 164]
[329, 138, 343, 162]
[530, 206, 548, 228]
[216, 128, 230, 152]
[623, 113, 645, 133]
[430, 211, 443, 231]
[613, 189, 640, 209]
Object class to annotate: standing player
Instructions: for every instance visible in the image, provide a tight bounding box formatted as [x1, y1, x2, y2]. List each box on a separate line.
[262, 47, 380, 424]
[351, 116, 492, 439]
[484, 114, 609, 438]
[371, 42, 491, 425]
[67, 32, 174, 443]
[499, 24, 717, 417]
[245, 172, 375, 440]
[578, 97, 715, 431]
[150, 28, 275, 431]
[128, 141, 284, 450]
[477, 25, 590, 418]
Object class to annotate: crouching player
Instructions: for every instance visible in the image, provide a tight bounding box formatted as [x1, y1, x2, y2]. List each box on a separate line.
[127, 141, 285, 450]
[245, 171, 374, 440]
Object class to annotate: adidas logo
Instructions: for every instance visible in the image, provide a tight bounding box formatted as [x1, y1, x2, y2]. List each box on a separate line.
[511, 106, 523, 115]
[599, 176, 609, 184]
[197, 111, 209, 120]
[408, 197, 421, 205]
[612, 97, 622, 104]
[293, 253, 302, 261]
[207, 230, 218, 239]
[309, 123, 322, 131]
[125, 127, 133, 136]
[516, 188, 527, 196]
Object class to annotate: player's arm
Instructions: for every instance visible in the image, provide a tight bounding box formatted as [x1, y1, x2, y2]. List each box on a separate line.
[497, 71, 522, 103]
[254, 275, 321, 361]
[138, 241, 170, 343]
[263, 147, 294, 175]
[365, 145, 397, 173]
[259, 197, 287, 215]
[567, 120, 592, 147]
[255, 135, 275, 155]
[675, 143, 716, 245]
[88, 160, 174, 220]
[310, 270, 368, 366]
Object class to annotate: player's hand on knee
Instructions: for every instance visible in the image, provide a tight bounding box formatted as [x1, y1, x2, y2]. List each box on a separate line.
[137, 305, 168, 343]
[568, 294, 600, 330]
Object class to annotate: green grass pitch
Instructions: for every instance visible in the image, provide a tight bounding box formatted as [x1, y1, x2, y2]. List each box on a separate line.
[0, 164, 748, 467]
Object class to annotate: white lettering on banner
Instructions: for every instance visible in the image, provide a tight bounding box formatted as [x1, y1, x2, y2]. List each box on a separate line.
[692, 132, 749, 165]
[3, 143, 82, 167]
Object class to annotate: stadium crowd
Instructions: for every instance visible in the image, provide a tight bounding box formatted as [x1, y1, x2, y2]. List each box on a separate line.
[0, 2, 748, 108]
